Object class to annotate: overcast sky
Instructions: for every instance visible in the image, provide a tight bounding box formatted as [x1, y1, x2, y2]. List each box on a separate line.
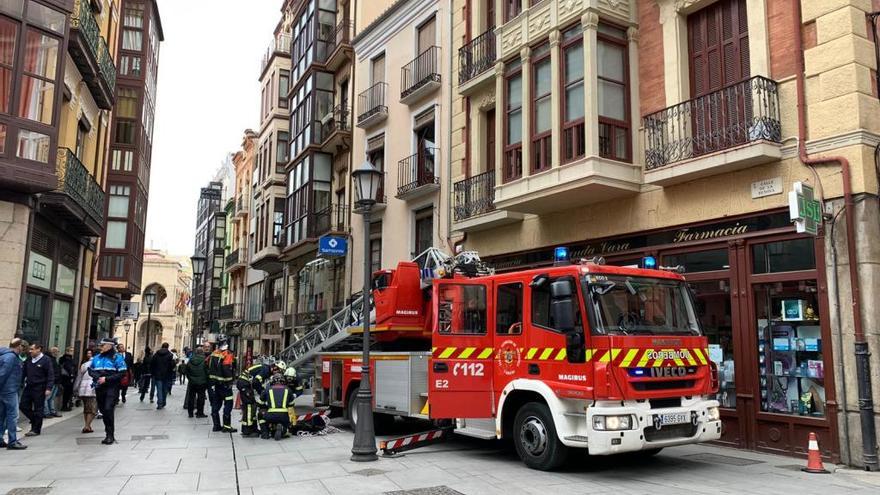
[144, 0, 282, 256]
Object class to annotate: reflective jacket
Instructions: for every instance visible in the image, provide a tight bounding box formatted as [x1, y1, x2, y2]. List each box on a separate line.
[259, 384, 295, 414]
[88, 351, 127, 388]
[238, 364, 271, 393]
[208, 350, 235, 384]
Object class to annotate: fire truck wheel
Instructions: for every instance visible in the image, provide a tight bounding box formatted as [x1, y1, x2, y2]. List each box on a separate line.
[346, 389, 360, 428]
[513, 402, 569, 471]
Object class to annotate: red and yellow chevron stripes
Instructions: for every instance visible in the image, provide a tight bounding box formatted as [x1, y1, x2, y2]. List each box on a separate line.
[430, 346, 709, 367]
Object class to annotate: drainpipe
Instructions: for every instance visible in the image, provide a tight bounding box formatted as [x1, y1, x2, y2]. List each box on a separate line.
[793, 0, 878, 470]
[347, 0, 357, 302]
[445, 0, 454, 251]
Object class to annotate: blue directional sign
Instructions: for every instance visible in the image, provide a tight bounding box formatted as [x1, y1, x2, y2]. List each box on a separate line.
[318, 235, 348, 257]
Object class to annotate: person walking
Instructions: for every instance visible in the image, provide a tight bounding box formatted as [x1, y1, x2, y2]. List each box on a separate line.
[44, 347, 62, 418]
[58, 347, 76, 412]
[138, 348, 154, 403]
[183, 348, 209, 418]
[0, 338, 26, 450]
[72, 349, 96, 433]
[20, 343, 54, 437]
[208, 339, 236, 432]
[116, 344, 134, 404]
[151, 343, 174, 409]
[88, 338, 127, 445]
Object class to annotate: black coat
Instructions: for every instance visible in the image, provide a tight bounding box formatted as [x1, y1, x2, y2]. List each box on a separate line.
[23, 354, 55, 392]
[150, 348, 175, 380]
[59, 354, 76, 381]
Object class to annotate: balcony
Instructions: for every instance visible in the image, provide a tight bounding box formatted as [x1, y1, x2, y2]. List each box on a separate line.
[452, 170, 523, 233]
[225, 248, 246, 273]
[260, 33, 292, 76]
[320, 104, 351, 154]
[459, 29, 495, 95]
[643, 76, 782, 187]
[235, 195, 249, 219]
[251, 244, 282, 274]
[218, 303, 243, 321]
[357, 82, 388, 129]
[68, 0, 115, 109]
[40, 148, 105, 238]
[397, 147, 440, 200]
[324, 21, 353, 72]
[281, 204, 348, 260]
[400, 46, 441, 105]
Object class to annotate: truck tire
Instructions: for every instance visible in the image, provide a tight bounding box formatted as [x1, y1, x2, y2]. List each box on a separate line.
[346, 388, 360, 428]
[346, 388, 393, 433]
[513, 402, 569, 471]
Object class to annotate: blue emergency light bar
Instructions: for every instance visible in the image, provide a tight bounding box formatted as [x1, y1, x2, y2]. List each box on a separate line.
[554, 246, 570, 263]
[641, 256, 657, 269]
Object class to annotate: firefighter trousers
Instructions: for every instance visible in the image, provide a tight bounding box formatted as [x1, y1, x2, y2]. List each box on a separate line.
[235, 380, 258, 435]
[260, 411, 290, 439]
[210, 382, 234, 429]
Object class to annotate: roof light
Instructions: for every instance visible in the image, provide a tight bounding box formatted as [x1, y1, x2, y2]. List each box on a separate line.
[641, 256, 657, 269]
[554, 247, 570, 265]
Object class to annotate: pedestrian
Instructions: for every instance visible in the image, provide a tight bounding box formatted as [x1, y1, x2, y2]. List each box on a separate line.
[208, 339, 236, 432]
[72, 349, 96, 433]
[259, 373, 295, 440]
[184, 348, 209, 418]
[58, 347, 76, 411]
[236, 358, 273, 437]
[20, 343, 54, 437]
[178, 359, 187, 385]
[138, 348, 154, 403]
[0, 338, 26, 450]
[150, 343, 175, 410]
[89, 338, 127, 444]
[169, 348, 179, 395]
[44, 346, 62, 418]
[116, 344, 134, 404]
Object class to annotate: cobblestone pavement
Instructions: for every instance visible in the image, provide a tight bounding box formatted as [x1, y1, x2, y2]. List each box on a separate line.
[1, 388, 878, 495]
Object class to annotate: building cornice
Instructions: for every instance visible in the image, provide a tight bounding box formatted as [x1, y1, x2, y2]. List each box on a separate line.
[353, 0, 438, 59]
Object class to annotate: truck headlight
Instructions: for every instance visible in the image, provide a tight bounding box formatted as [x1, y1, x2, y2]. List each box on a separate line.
[708, 407, 721, 421]
[593, 415, 634, 431]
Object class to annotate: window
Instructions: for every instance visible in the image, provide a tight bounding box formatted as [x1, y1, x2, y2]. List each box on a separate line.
[16, 129, 48, 162]
[531, 43, 551, 173]
[597, 24, 630, 162]
[496, 283, 523, 334]
[279, 69, 289, 108]
[531, 276, 582, 332]
[0, 17, 18, 114]
[119, 55, 142, 76]
[124, 2, 145, 28]
[505, 0, 522, 22]
[752, 238, 815, 274]
[115, 120, 136, 144]
[414, 207, 432, 256]
[371, 53, 385, 84]
[25, 2, 64, 34]
[276, 131, 289, 166]
[438, 284, 488, 335]
[417, 16, 436, 54]
[100, 254, 125, 278]
[18, 29, 59, 125]
[111, 149, 134, 171]
[74, 119, 87, 160]
[561, 25, 585, 163]
[105, 221, 128, 249]
[123, 28, 142, 51]
[117, 88, 138, 119]
[108, 185, 130, 218]
[503, 59, 522, 182]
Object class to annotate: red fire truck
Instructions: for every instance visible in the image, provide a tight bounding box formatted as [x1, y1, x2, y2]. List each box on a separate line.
[314, 253, 721, 470]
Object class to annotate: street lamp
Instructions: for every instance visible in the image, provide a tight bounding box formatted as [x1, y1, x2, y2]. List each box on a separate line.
[144, 287, 157, 352]
[350, 160, 382, 462]
[190, 253, 206, 348]
[123, 320, 131, 349]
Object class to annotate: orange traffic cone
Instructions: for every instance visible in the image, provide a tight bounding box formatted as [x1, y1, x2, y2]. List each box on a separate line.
[234, 393, 241, 410]
[802, 432, 829, 473]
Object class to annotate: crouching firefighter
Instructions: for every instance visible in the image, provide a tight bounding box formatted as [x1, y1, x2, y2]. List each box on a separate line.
[236, 358, 272, 437]
[259, 374, 295, 440]
[208, 339, 237, 433]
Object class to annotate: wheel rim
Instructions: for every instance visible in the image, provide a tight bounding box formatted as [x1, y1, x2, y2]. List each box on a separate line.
[519, 416, 548, 457]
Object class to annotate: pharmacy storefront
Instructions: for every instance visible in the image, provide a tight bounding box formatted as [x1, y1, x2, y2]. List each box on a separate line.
[484, 209, 838, 460]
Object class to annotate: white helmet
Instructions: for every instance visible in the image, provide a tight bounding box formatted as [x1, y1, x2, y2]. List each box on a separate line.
[284, 367, 297, 378]
[275, 360, 287, 371]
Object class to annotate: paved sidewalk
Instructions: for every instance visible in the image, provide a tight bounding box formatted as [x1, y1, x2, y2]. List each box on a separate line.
[0, 387, 878, 495]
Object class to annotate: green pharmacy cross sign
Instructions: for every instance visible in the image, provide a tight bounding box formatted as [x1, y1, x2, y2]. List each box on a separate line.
[788, 182, 821, 235]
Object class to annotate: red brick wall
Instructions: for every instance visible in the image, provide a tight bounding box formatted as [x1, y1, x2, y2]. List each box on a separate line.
[638, 0, 665, 115]
[768, 0, 799, 79]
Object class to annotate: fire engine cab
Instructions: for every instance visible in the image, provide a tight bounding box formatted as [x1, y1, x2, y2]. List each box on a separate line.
[314, 251, 722, 470]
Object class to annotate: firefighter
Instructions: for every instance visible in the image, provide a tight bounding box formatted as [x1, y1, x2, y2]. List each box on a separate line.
[235, 357, 272, 437]
[283, 366, 303, 426]
[207, 339, 237, 433]
[259, 373, 296, 440]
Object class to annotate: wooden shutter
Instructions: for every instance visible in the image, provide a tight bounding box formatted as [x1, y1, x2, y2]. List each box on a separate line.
[418, 16, 436, 54]
[486, 109, 496, 173]
[371, 54, 385, 84]
[688, 0, 749, 97]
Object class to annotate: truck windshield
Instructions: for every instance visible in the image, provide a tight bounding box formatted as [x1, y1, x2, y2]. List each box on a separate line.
[584, 275, 701, 336]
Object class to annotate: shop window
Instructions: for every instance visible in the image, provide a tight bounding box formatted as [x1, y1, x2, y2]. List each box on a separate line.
[752, 238, 815, 274]
[49, 299, 70, 349]
[21, 292, 46, 344]
[690, 280, 735, 408]
[438, 284, 487, 335]
[55, 263, 75, 296]
[26, 249, 52, 289]
[754, 279, 825, 417]
[664, 248, 730, 273]
[496, 283, 523, 334]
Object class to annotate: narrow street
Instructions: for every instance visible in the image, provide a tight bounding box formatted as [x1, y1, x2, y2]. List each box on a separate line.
[0, 390, 877, 495]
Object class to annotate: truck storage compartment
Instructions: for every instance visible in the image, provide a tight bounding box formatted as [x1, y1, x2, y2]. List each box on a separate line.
[374, 353, 429, 417]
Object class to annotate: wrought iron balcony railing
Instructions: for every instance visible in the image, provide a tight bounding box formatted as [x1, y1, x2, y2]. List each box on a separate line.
[459, 29, 496, 85]
[643, 76, 781, 170]
[55, 148, 105, 228]
[328, 21, 352, 55]
[96, 36, 116, 93]
[401, 46, 441, 100]
[261, 33, 292, 74]
[357, 82, 387, 124]
[320, 104, 351, 139]
[70, 0, 115, 103]
[453, 170, 496, 221]
[398, 147, 439, 196]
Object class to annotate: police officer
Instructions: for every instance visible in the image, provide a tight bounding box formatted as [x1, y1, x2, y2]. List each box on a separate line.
[207, 339, 236, 433]
[259, 373, 295, 441]
[88, 338, 128, 445]
[235, 358, 272, 437]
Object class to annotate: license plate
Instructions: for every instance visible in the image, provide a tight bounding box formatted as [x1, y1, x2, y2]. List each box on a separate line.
[659, 412, 690, 426]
